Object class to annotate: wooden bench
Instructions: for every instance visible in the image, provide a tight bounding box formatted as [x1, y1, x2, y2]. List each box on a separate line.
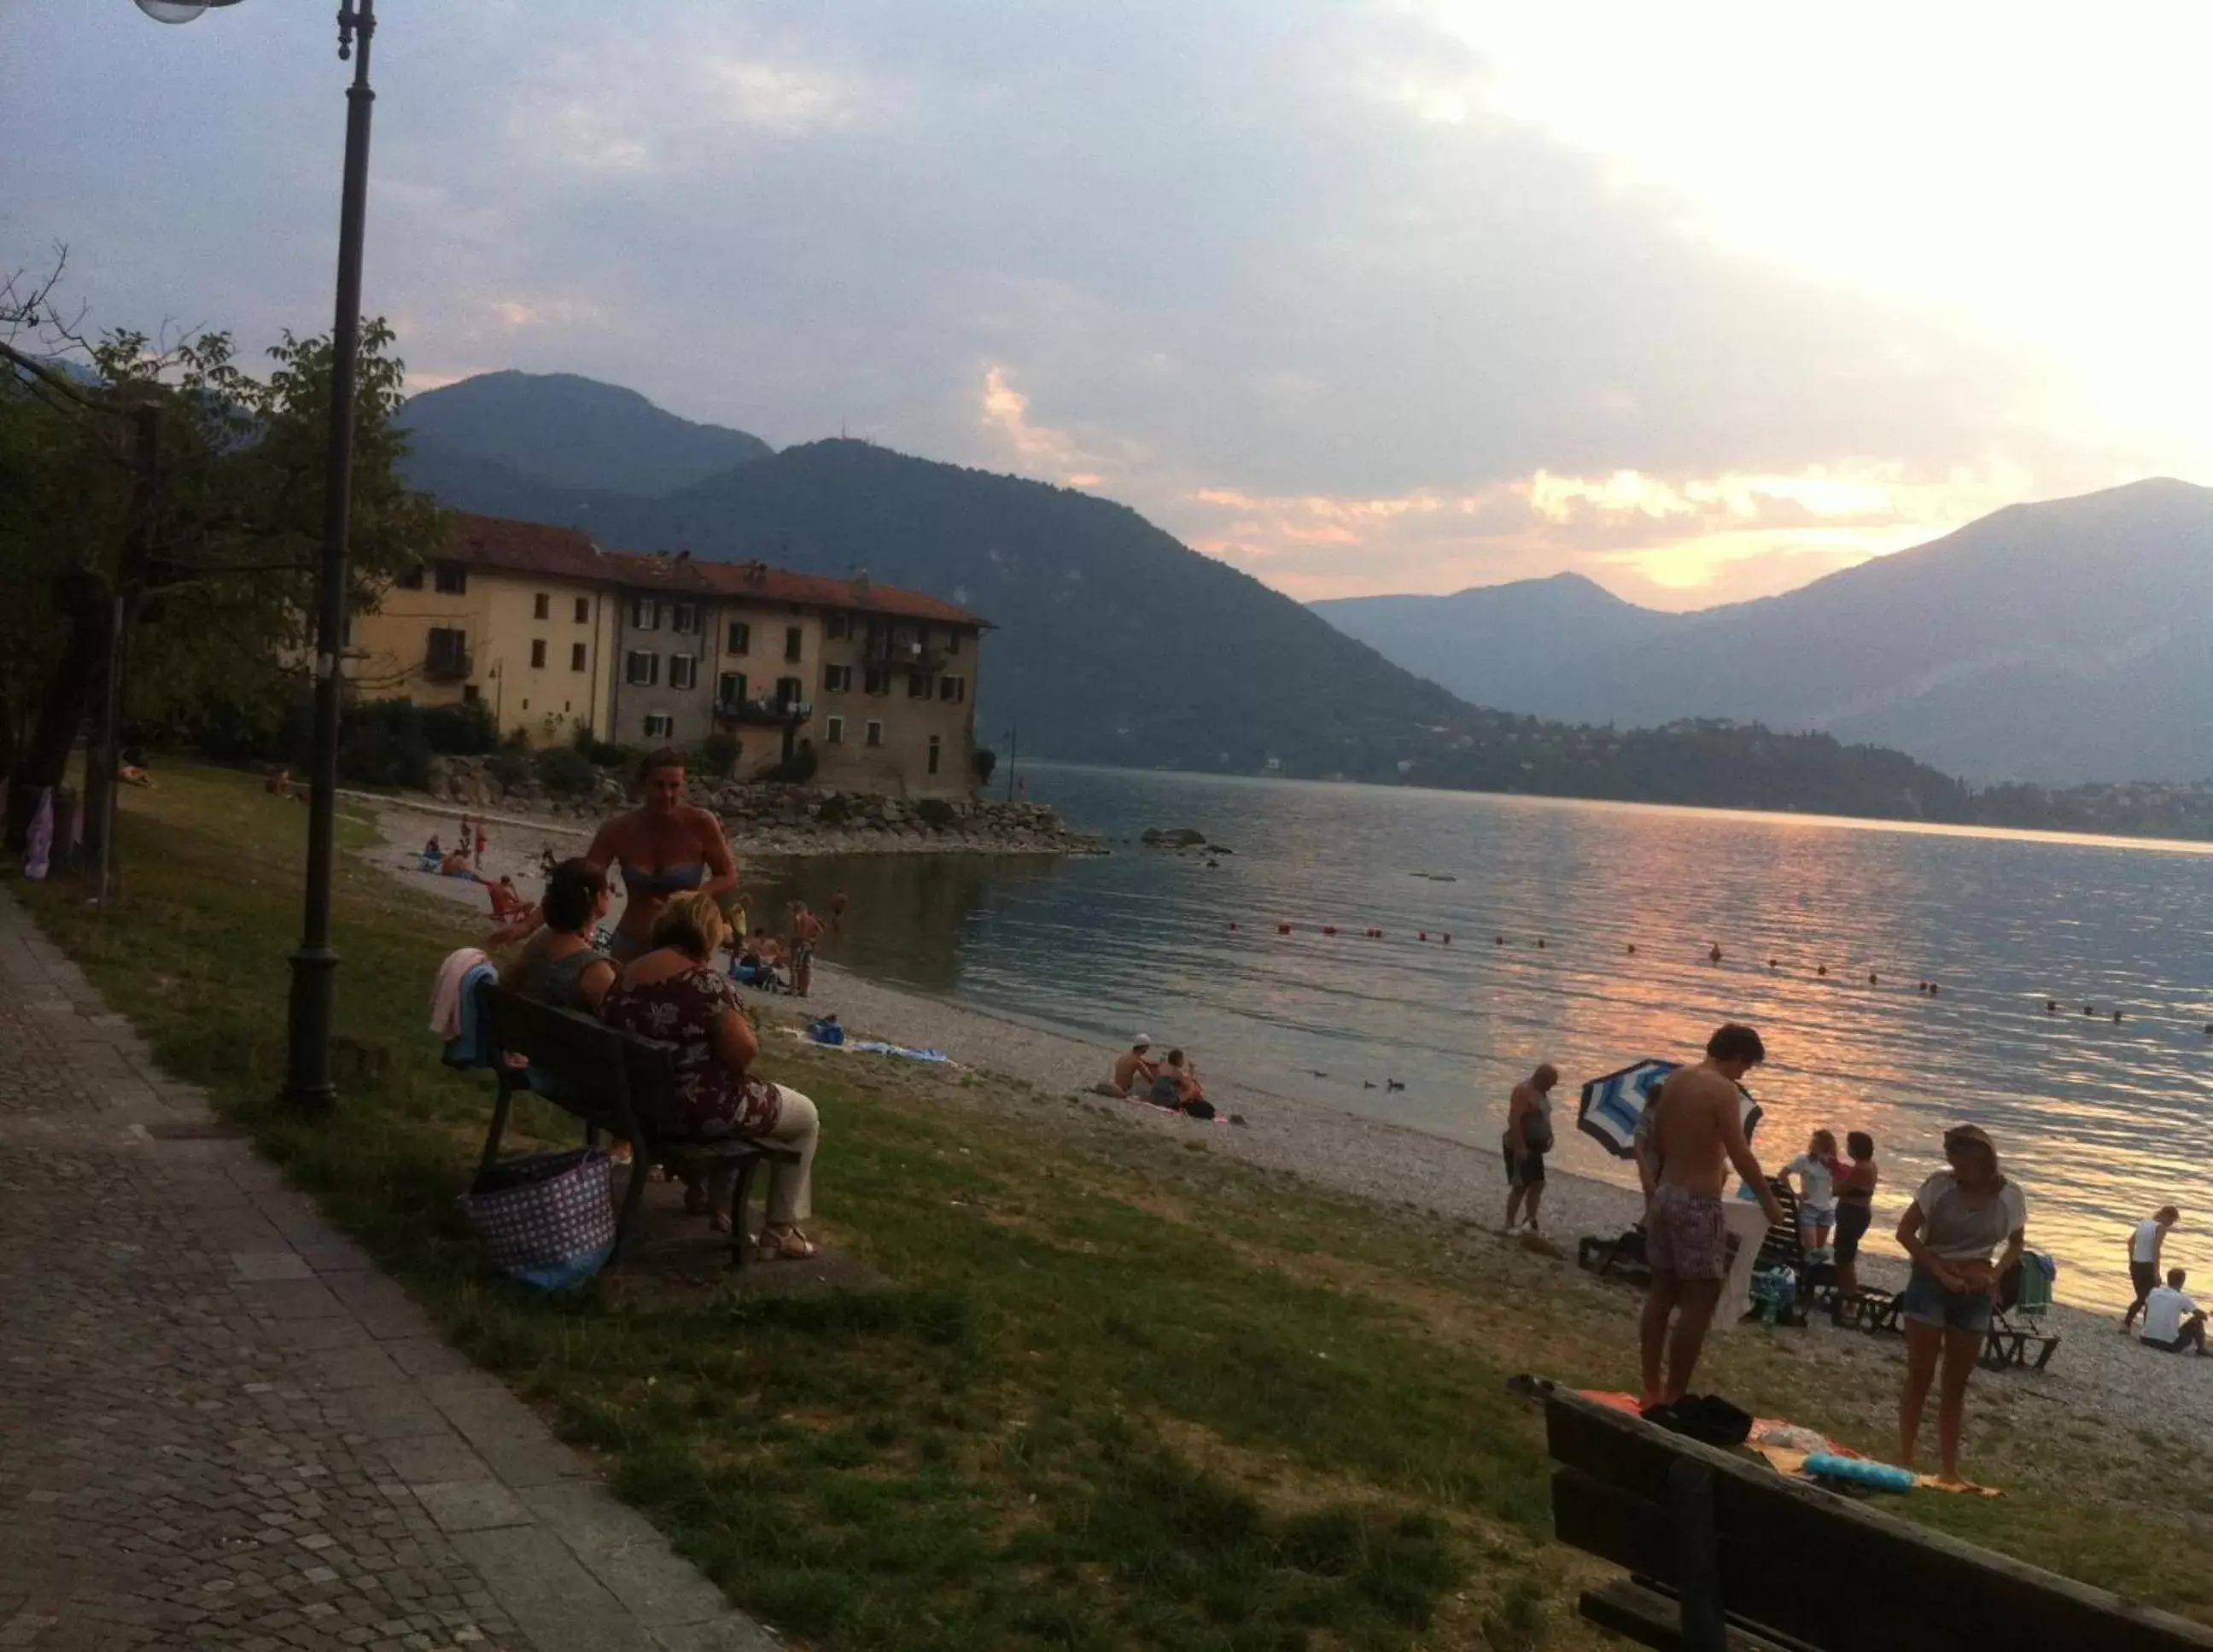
[476, 985, 800, 1269]
[1546, 1389, 2211, 1650]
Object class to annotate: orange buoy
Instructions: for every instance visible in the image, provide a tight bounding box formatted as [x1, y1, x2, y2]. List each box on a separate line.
[1442, 933, 1451, 944]
[1278, 922, 1292, 936]
[1626, 943, 1637, 954]
[1419, 931, 1429, 941]
[1323, 925, 1338, 937]
[1708, 944, 1723, 963]
[1817, 965, 1828, 977]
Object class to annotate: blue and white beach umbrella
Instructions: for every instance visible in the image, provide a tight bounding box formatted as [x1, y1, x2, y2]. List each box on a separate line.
[1576, 1059, 1762, 1159]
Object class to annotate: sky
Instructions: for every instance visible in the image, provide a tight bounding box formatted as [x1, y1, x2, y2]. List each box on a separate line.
[6, 0, 2209, 610]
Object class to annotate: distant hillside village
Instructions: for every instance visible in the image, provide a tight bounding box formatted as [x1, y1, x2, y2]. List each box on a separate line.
[349, 512, 986, 800]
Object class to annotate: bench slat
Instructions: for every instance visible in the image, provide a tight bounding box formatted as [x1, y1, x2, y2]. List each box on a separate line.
[1580, 1579, 1806, 1652]
[1547, 1392, 2213, 1650]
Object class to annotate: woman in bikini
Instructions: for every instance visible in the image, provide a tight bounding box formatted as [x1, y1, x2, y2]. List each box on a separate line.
[583, 749, 739, 961]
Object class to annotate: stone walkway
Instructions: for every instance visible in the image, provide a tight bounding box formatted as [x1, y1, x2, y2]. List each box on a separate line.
[0, 890, 774, 1652]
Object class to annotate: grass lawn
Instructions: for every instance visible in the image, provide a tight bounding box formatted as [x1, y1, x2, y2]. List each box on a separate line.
[18, 761, 2213, 1649]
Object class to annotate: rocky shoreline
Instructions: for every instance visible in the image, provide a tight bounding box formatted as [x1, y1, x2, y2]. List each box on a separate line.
[414, 753, 1104, 857]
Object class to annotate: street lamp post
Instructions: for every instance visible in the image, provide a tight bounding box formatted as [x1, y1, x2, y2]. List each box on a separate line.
[283, 0, 379, 1112]
[137, 0, 380, 1112]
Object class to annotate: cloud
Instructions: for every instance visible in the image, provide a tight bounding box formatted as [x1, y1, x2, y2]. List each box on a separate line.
[1179, 461, 2040, 610]
[0, 0, 2159, 612]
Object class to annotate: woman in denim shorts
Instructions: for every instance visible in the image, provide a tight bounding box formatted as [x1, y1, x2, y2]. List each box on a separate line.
[1895, 1124, 2027, 1485]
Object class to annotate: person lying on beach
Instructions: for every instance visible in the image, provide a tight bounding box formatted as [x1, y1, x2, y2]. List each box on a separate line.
[2139, 1268, 2208, 1356]
[1639, 1024, 1786, 1411]
[1784, 1130, 1843, 1250]
[439, 849, 476, 879]
[598, 891, 821, 1258]
[1110, 1036, 1159, 1096]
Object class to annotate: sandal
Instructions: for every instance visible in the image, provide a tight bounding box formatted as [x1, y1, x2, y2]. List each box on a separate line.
[758, 1225, 816, 1260]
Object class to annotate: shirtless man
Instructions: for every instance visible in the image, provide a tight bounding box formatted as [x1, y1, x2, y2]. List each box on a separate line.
[1111, 1036, 1158, 1096]
[789, 901, 826, 998]
[1503, 1063, 1560, 1235]
[1638, 1024, 1786, 1409]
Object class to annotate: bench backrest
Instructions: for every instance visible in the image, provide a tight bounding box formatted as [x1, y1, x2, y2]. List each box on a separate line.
[1547, 1391, 2213, 1651]
[480, 985, 680, 1135]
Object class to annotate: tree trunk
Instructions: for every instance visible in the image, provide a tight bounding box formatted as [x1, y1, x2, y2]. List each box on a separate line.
[4, 572, 107, 854]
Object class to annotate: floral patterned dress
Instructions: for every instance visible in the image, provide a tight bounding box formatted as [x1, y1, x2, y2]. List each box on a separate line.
[599, 963, 782, 1135]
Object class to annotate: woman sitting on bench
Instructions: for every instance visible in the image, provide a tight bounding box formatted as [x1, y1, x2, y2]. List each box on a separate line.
[599, 890, 821, 1259]
[501, 860, 615, 1015]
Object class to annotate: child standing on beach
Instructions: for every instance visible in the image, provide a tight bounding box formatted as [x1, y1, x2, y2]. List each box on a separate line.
[1784, 1130, 1843, 1250]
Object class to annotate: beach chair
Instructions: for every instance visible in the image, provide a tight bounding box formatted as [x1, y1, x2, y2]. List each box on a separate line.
[1983, 1249, 2060, 1371]
[1741, 1176, 1817, 1326]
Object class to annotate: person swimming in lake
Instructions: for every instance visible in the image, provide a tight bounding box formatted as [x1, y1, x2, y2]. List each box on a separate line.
[583, 749, 739, 962]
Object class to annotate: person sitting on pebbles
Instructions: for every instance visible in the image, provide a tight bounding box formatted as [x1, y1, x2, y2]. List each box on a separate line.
[1106, 1036, 1159, 1097]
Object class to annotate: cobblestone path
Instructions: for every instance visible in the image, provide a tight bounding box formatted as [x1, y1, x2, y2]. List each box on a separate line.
[0, 890, 771, 1652]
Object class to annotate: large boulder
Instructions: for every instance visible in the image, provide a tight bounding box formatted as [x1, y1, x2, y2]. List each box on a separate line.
[1142, 826, 1207, 848]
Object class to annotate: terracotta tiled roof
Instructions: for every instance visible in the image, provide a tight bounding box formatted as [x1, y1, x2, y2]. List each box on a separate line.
[691, 558, 989, 628]
[445, 513, 607, 584]
[440, 512, 987, 628]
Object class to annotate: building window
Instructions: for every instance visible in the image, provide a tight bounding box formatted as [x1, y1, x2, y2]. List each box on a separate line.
[826, 716, 845, 744]
[644, 712, 674, 739]
[434, 563, 468, 595]
[864, 667, 890, 696]
[463, 683, 480, 703]
[927, 735, 942, 775]
[775, 675, 803, 707]
[625, 651, 658, 686]
[865, 720, 884, 749]
[672, 601, 698, 636]
[570, 642, 587, 671]
[534, 593, 550, 620]
[827, 613, 852, 639]
[719, 671, 746, 707]
[396, 565, 424, 590]
[948, 629, 962, 656]
[574, 596, 590, 624]
[784, 625, 803, 663]
[630, 596, 660, 631]
[669, 655, 698, 691]
[823, 664, 852, 693]
[521, 698, 529, 712]
[908, 672, 931, 699]
[727, 621, 750, 655]
[425, 627, 470, 677]
[939, 674, 966, 703]
[529, 639, 546, 668]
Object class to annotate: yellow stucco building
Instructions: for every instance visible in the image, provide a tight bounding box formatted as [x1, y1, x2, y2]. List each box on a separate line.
[348, 513, 989, 799]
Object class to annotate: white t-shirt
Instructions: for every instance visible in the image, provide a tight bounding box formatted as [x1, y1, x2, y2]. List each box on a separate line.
[2133, 1218, 2164, 1264]
[1912, 1172, 2029, 1262]
[1784, 1155, 1836, 1214]
[2142, 1285, 2201, 1343]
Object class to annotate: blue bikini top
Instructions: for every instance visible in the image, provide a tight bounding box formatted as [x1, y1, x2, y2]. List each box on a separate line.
[621, 861, 704, 898]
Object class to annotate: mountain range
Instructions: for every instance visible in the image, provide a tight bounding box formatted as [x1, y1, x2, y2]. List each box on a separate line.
[391, 371, 2207, 809]
[1316, 482, 2213, 783]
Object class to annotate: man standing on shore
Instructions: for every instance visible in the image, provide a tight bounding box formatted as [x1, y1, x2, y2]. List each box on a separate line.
[1638, 1024, 1787, 1410]
[2122, 1206, 2180, 1333]
[789, 901, 826, 999]
[1503, 1064, 1560, 1235]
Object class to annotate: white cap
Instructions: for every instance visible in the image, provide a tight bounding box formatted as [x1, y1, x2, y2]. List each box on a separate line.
[1133, 1034, 1152, 1048]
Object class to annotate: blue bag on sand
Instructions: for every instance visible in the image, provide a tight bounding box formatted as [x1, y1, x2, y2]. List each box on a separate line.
[458, 1147, 615, 1290]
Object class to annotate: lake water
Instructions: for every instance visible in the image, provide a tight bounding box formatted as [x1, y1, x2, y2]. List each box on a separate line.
[750, 765, 2213, 1306]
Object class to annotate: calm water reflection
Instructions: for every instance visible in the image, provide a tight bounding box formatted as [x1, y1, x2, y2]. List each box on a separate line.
[746, 766, 2213, 1305]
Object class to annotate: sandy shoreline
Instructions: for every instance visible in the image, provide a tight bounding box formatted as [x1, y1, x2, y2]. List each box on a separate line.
[366, 802, 2213, 1441]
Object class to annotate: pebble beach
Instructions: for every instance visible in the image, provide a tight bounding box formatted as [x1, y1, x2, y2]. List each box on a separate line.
[367, 798, 2213, 1445]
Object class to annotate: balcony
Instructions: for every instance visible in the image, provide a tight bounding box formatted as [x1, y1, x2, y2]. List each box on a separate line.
[718, 696, 814, 727]
[423, 640, 473, 682]
[863, 637, 947, 672]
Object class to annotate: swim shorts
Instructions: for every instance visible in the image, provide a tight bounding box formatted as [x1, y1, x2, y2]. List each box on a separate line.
[1645, 1185, 1730, 1281]
[1501, 1137, 1546, 1188]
